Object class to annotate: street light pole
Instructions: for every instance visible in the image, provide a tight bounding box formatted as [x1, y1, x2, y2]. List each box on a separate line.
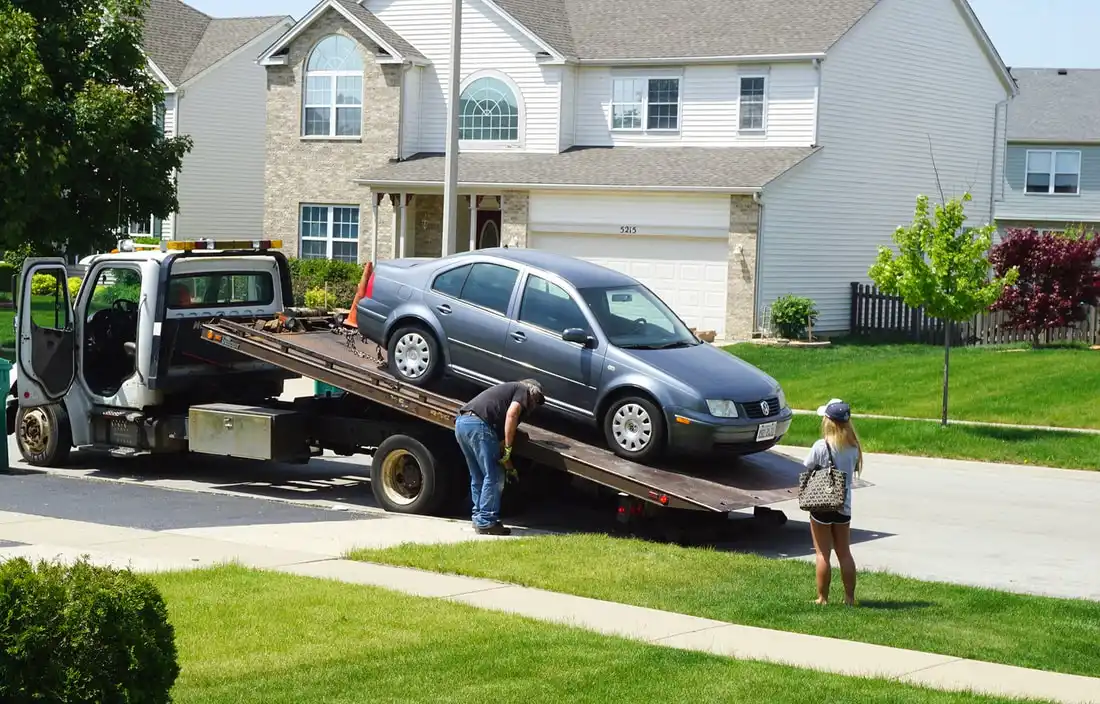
[441, 0, 462, 257]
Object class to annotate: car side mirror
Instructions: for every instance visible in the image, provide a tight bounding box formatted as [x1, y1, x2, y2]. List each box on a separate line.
[562, 328, 595, 348]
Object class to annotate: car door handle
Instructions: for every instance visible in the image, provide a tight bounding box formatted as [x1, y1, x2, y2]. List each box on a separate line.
[437, 304, 452, 315]
[510, 330, 526, 342]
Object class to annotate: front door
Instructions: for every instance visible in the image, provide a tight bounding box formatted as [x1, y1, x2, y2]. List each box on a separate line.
[476, 210, 502, 249]
[17, 259, 76, 406]
[502, 272, 603, 419]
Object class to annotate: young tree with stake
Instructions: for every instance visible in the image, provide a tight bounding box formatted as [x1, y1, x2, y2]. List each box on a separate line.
[869, 193, 1017, 426]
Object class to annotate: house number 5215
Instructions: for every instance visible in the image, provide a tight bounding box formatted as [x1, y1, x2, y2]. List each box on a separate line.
[620, 225, 637, 234]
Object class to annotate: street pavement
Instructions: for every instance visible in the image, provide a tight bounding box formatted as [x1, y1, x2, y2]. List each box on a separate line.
[7, 425, 1099, 601]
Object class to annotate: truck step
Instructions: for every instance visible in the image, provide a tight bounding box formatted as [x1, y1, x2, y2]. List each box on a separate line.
[106, 446, 151, 459]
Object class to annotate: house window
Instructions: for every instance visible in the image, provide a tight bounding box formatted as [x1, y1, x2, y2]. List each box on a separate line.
[303, 35, 364, 137]
[1026, 150, 1081, 194]
[155, 102, 166, 137]
[610, 77, 681, 131]
[459, 76, 520, 142]
[739, 76, 766, 132]
[129, 217, 163, 239]
[300, 205, 359, 263]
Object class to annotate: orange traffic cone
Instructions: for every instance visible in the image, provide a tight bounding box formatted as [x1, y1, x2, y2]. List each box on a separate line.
[343, 261, 373, 329]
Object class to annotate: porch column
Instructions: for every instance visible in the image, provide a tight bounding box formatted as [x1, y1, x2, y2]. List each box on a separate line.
[468, 195, 478, 252]
[398, 192, 409, 258]
[371, 192, 381, 264]
[389, 194, 399, 259]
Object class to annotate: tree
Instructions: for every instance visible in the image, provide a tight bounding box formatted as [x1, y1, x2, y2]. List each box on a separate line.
[869, 193, 1018, 425]
[0, 0, 191, 256]
[989, 227, 1100, 347]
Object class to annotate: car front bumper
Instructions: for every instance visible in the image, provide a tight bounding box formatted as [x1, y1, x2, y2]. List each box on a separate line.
[665, 406, 793, 455]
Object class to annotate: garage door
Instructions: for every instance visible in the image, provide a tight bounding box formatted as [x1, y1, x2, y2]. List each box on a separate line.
[528, 232, 729, 337]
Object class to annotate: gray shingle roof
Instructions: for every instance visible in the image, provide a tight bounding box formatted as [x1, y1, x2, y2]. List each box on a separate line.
[359, 147, 817, 190]
[1007, 68, 1100, 142]
[332, 0, 425, 60]
[143, 0, 288, 86]
[492, 0, 879, 60]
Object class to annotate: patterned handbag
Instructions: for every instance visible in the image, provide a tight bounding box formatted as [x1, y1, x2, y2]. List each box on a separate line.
[798, 443, 847, 512]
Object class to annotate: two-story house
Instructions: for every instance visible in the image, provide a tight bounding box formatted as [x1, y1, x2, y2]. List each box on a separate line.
[259, 0, 1014, 338]
[140, 0, 292, 240]
[994, 68, 1100, 238]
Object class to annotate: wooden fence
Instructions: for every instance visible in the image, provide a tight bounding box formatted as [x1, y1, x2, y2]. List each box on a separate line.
[849, 282, 1100, 346]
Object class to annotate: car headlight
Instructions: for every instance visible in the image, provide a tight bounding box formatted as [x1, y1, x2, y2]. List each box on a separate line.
[706, 399, 739, 418]
[776, 388, 787, 409]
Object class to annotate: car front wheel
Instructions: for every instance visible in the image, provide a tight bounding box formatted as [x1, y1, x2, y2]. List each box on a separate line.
[387, 324, 442, 387]
[603, 395, 665, 464]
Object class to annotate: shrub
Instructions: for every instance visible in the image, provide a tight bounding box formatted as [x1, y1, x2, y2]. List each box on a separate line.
[990, 227, 1100, 347]
[0, 261, 15, 295]
[771, 294, 819, 340]
[29, 272, 63, 296]
[304, 287, 332, 309]
[67, 276, 82, 299]
[92, 282, 142, 307]
[287, 257, 363, 308]
[0, 558, 179, 703]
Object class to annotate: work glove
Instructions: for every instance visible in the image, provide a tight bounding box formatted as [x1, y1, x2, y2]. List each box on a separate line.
[500, 444, 518, 483]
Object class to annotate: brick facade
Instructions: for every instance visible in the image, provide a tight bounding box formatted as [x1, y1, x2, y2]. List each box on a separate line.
[501, 191, 529, 248]
[263, 9, 400, 264]
[725, 195, 760, 341]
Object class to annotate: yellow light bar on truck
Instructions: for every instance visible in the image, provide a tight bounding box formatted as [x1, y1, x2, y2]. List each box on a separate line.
[165, 239, 283, 251]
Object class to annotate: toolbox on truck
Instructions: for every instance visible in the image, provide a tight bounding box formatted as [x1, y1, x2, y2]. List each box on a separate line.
[188, 403, 308, 463]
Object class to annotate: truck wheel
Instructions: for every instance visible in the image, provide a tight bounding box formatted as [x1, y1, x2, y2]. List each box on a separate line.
[16, 404, 73, 468]
[387, 324, 441, 387]
[603, 395, 665, 464]
[370, 434, 450, 515]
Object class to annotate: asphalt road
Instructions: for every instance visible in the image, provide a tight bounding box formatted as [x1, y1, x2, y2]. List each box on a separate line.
[4, 433, 1099, 601]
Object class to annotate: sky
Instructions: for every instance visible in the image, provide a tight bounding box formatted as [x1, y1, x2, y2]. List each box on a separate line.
[187, 0, 1100, 69]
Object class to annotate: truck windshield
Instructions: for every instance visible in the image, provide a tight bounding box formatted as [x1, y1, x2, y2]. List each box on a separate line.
[578, 284, 700, 349]
[169, 271, 274, 308]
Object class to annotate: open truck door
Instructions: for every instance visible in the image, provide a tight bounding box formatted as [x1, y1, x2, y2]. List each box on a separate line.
[17, 259, 76, 406]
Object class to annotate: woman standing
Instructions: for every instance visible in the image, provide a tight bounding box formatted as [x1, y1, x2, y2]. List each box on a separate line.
[803, 399, 864, 606]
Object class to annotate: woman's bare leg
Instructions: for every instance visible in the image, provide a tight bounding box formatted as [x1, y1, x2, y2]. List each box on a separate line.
[809, 519, 834, 604]
[832, 522, 857, 605]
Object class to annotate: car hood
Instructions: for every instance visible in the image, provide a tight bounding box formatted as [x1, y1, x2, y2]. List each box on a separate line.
[621, 343, 780, 400]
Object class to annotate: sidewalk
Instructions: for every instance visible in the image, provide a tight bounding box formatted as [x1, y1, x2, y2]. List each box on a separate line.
[2, 510, 1098, 704]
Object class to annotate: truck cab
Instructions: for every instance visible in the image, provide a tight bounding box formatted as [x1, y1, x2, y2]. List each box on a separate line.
[10, 239, 297, 465]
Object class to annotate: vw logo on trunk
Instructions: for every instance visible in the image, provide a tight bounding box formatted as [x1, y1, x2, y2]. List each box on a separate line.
[760, 400, 771, 416]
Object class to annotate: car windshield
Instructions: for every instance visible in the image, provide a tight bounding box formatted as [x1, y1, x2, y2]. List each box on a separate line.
[578, 284, 700, 349]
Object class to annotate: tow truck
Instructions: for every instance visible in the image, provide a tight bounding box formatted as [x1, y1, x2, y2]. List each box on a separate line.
[9, 239, 816, 532]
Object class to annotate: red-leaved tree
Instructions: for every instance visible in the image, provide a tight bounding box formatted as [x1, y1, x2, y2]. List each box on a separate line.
[989, 228, 1100, 346]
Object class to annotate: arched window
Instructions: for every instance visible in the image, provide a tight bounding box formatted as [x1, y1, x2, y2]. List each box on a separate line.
[459, 76, 520, 142]
[303, 35, 364, 137]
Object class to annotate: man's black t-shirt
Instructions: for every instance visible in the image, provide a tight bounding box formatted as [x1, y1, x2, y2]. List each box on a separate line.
[460, 382, 539, 439]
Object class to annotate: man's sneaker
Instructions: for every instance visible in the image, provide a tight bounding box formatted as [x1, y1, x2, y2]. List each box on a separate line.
[475, 522, 511, 536]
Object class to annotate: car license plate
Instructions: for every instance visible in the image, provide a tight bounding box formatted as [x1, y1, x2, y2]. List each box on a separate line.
[756, 422, 778, 442]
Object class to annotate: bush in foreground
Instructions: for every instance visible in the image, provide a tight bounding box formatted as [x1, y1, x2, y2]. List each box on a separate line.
[770, 294, 819, 339]
[0, 558, 179, 703]
[288, 257, 362, 308]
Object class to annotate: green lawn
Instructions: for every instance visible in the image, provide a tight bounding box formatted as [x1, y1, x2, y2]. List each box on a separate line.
[154, 566, 1028, 704]
[352, 535, 1100, 678]
[727, 342, 1100, 429]
[0, 296, 64, 358]
[781, 414, 1100, 471]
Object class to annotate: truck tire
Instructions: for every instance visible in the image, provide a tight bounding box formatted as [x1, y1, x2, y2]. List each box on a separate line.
[16, 404, 73, 468]
[370, 434, 451, 515]
[387, 324, 442, 388]
[603, 395, 665, 464]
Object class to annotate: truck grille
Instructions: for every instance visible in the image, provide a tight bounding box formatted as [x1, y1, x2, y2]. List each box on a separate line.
[742, 397, 781, 419]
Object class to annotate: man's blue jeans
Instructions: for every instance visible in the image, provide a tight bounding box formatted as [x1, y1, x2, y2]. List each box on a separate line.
[455, 414, 504, 528]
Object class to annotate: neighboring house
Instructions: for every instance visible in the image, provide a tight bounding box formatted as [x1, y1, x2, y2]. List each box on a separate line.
[259, 0, 1014, 338]
[994, 68, 1100, 238]
[139, 0, 292, 240]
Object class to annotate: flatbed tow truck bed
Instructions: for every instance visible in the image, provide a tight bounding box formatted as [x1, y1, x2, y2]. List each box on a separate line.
[200, 318, 817, 522]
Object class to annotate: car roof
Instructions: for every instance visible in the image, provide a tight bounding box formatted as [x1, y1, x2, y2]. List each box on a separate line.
[464, 247, 637, 289]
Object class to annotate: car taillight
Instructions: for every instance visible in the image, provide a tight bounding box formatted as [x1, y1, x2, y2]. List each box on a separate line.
[365, 271, 375, 298]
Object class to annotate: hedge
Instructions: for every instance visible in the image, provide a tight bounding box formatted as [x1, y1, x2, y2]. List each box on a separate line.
[0, 558, 179, 703]
[287, 257, 363, 309]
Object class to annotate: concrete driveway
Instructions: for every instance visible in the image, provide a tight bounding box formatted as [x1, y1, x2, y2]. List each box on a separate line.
[5, 430, 1098, 601]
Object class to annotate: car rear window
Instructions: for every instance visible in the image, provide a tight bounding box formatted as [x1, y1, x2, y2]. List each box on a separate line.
[169, 271, 275, 308]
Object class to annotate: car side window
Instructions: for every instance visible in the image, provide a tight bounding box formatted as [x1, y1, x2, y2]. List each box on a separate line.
[459, 263, 518, 315]
[519, 275, 588, 333]
[605, 289, 675, 334]
[431, 264, 472, 298]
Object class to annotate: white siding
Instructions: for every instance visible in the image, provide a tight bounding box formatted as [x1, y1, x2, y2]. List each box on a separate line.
[161, 93, 178, 240]
[559, 65, 576, 151]
[401, 65, 422, 158]
[574, 63, 817, 148]
[174, 22, 290, 240]
[365, 0, 560, 153]
[757, 0, 1010, 331]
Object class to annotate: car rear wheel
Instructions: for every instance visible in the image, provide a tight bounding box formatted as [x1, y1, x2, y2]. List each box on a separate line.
[603, 395, 664, 464]
[387, 324, 442, 387]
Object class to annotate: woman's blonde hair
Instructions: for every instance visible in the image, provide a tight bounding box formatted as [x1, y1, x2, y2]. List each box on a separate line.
[821, 416, 863, 475]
